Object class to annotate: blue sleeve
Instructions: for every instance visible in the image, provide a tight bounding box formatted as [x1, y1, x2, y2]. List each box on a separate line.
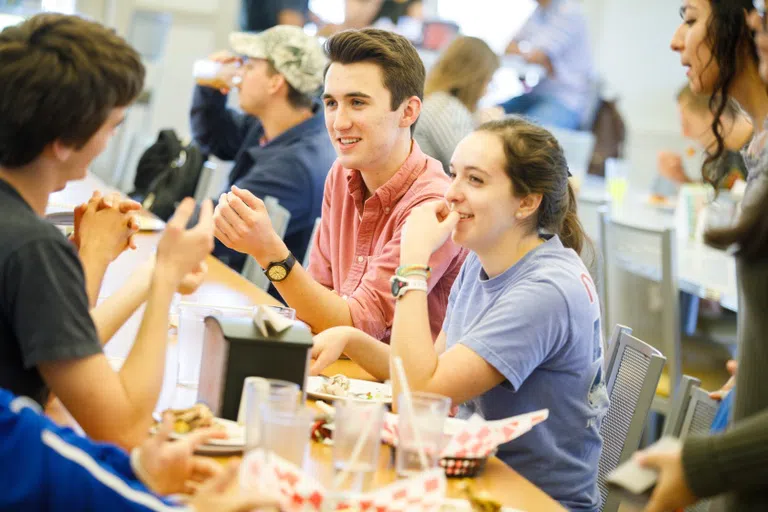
[190, 85, 257, 161]
[458, 282, 569, 391]
[0, 391, 185, 512]
[232, 157, 313, 237]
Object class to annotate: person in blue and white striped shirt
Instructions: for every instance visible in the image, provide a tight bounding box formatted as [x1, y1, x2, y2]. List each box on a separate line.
[498, 0, 596, 129]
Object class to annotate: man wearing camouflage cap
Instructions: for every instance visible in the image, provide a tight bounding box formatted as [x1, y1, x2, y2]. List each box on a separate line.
[191, 25, 335, 278]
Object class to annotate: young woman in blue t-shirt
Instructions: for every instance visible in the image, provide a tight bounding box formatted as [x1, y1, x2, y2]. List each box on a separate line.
[311, 117, 607, 511]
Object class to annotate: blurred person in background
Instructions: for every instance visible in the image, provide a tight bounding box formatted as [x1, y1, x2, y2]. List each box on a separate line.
[485, 0, 595, 130]
[655, 84, 750, 195]
[191, 26, 335, 274]
[317, 0, 423, 37]
[414, 36, 500, 171]
[240, 0, 308, 32]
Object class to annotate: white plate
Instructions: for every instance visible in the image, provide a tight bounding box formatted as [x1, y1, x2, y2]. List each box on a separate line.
[152, 417, 245, 454]
[440, 498, 522, 512]
[306, 376, 392, 404]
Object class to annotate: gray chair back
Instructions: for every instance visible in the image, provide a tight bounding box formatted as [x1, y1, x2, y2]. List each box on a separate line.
[600, 210, 681, 412]
[662, 375, 702, 438]
[661, 376, 718, 512]
[241, 196, 291, 291]
[302, 217, 322, 269]
[598, 324, 666, 512]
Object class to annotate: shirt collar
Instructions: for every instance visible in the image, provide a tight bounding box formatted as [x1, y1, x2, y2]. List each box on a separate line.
[345, 139, 428, 215]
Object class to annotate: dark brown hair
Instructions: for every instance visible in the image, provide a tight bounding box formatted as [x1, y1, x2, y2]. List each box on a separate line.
[425, 36, 500, 113]
[676, 83, 741, 119]
[696, 0, 757, 187]
[324, 28, 425, 133]
[477, 117, 590, 256]
[0, 13, 145, 168]
[265, 60, 314, 110]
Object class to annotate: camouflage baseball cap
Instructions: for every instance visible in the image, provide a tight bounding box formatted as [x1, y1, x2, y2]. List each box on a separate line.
[230, 26, 326, 95]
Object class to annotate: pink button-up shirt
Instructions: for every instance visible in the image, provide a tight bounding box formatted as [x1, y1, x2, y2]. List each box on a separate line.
[307, 141, 467, 341]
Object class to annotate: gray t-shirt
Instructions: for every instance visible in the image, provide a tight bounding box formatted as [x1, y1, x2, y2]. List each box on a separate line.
[0, 179, 101, 406]
[443, 235, 607, 512]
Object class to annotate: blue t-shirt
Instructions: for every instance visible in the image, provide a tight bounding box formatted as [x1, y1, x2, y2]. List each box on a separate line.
[443, 235, 608, 512]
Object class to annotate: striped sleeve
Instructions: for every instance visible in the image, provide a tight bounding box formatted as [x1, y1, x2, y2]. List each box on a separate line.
[682, 409, 768, 498]
[525, 4, 586, 59]
[415, 94, 476, 171]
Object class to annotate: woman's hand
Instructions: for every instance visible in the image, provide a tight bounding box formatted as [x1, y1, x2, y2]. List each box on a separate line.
[635, 439, 698, 512]
[400, 200, 459, 265]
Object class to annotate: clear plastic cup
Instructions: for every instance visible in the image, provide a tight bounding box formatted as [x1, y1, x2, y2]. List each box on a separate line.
[239, 378, 300, 453]
[332, 400, 385, 493]
[395, 391, 451, 477]
[261, 405, 315, 467]
[193, 59, 242, 89]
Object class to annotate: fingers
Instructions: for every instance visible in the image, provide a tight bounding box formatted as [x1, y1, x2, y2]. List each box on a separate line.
[634, 451, 661, 469]
[194, 199, 213, 233]
[230, 185, 265, 212]
[205, 460, 241, 493]
[168, 198, 196, 230]
[727, 360, 738, 375]
[184, 427, 227, 450]
[189, 456, 225, 482]
[225, 192, 256, 224]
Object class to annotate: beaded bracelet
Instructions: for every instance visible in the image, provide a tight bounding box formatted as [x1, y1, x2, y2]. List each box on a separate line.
[396, 264, 431, 279]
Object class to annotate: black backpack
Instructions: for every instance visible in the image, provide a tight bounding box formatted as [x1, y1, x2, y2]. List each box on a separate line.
[129, 129, 206, 221]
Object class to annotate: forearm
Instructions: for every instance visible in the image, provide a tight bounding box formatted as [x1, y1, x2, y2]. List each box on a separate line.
[116, 272, 177, 431]
[91, 261, 152, 345]
[523, 49, 554, 75]
[390, 252, 439, 404]
[190, 86, 243, 160]
[344, 328, 392, 382]
[277, 8, 305, 26]
[683, 408, 768, 498]
[257, 244, 353, 333]
[79, 245, 112, 308]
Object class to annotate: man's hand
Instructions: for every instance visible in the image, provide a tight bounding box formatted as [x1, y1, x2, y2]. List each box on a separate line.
[155, 198, 214, 287]
[309, 326, 355, 375]
[657, 151, 689, 185]
[188, 461, 278, 512]
[213, 185, 288, 266]
[136, 412, 226, 495]
[635, 440, 699, 512]
[75, 191, 141, 263]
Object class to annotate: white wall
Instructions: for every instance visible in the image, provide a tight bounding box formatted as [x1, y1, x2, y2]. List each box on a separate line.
[584, 0, 690, 189]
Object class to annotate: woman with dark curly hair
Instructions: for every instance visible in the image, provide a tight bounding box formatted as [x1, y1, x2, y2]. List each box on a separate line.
[635, 2, 768, 511]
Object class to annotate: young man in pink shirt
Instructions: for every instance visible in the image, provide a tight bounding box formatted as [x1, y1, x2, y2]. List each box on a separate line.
[212, 28, 466, 340]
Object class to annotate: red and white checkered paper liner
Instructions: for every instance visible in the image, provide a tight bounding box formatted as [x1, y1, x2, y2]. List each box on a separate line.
[381, 409, 549, 459]
[240, 450, 446, 512]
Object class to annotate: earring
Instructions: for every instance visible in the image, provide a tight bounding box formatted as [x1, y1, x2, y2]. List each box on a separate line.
[515, 212, 523, 219]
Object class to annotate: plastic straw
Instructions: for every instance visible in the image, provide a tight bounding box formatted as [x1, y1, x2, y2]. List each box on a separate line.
[332, 402, 380, 489]
[392, 356, 429, 470]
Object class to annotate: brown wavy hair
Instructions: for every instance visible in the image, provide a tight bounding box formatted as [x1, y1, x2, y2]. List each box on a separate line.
[424, 36, 500, 113]
[477, 117, 590, 256]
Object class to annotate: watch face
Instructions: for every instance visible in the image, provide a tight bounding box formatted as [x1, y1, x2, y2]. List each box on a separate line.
[391, 277, 405, 297]
[268, 265, 288, 281]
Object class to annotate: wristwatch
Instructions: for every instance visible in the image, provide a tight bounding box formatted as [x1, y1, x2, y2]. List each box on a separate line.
[264, 253, 297, 282]
[390, 275, 428, 299]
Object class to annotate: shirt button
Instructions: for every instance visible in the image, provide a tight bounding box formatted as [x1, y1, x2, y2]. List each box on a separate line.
[342, 294, 348, 300]
[384, 207, 391, 214]
[357, 255, 365, 263]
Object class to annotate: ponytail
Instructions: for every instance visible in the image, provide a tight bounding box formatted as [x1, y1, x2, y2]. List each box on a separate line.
[559, 180, 590, 256]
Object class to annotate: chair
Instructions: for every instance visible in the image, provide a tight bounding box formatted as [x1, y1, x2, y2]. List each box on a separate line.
[661, 376, 718, 512]
[598, 324, 666, 512]
[600, 210, 681, 416]
[302, 217, 322, 269]
[241, 196, 291, 291]
[545, 125, 596, 182]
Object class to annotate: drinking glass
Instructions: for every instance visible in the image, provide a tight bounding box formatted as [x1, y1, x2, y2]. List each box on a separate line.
[394, 391, 451, 477]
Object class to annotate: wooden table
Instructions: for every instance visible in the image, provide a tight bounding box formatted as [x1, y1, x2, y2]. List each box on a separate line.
[49, 175, 565, 511]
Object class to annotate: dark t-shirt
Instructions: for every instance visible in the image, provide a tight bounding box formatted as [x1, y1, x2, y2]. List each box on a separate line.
[240, 0, 309, 32]
[0, 179, 101, 406]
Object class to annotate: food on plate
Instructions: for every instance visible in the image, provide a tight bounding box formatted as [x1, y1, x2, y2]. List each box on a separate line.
[648, 194, 670, 206]
[158, 403, 221, 434]
[319, 374, 351, 397]
[310, 418, 333, 444]
[457, 481, 502, 512]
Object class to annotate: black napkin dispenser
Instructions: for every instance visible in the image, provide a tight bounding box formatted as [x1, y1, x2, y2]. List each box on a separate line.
[197, 315, 313, 421]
